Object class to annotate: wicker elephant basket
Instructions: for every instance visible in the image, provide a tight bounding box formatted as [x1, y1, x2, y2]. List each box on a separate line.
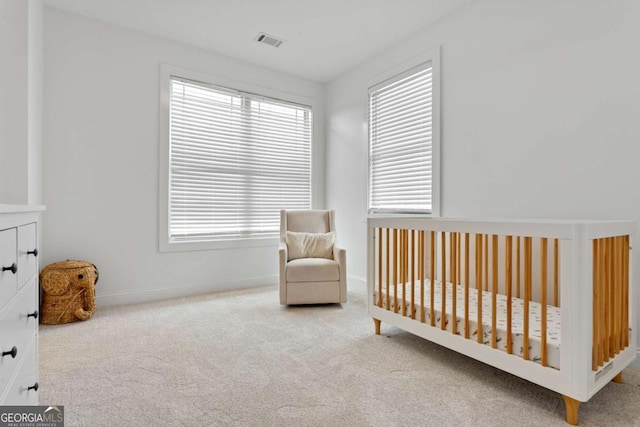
[40, 260, 99, 325]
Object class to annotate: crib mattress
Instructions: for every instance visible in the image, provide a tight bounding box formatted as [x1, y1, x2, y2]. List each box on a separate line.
[374, 281, 561, 370]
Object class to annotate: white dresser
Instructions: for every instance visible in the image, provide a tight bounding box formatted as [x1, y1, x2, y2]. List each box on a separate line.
[0, 205, 44, 405]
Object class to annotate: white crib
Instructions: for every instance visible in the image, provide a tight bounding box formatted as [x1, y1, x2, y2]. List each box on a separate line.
[367, 217, 636, 425]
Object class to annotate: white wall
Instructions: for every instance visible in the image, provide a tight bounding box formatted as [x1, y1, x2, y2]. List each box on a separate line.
[0, 0, 42, 205]
[0, 0, 29, 204]
[28, 0, 43, 205]
[326, 0, 640, 361]
[43, 8, 325, 305]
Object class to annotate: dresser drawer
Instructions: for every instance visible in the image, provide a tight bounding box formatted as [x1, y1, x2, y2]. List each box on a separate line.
[1, 337, 38, 405]
[0, 279, 38, 393]
[18, 222, 38, 290]
[0, 227, 18, 310]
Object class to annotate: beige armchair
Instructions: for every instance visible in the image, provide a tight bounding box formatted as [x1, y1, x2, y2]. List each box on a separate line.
[279, 210, 347, 305]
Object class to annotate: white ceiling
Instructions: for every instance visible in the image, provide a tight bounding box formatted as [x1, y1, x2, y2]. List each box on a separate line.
[43, 0, 472, 82]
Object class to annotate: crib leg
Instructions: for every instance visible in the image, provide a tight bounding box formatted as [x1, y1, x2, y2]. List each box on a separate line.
[612, 372, 623, 383]
[562, 395, 580, 426]
[373, 318, 381, 335]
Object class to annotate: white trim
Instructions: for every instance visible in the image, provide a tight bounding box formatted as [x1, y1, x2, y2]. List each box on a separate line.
[0, 204, 45, 214]
[163, 237, 278, 253]
[95, 274, 278, 306]
[348, 274, 366, 288]
[158, 63, 320, 253]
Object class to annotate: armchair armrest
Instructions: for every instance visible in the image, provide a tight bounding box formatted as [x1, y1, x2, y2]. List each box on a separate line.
[333, 245, 347, 303]
[279, 241, 288, 262]
[279, 242, 288, 304]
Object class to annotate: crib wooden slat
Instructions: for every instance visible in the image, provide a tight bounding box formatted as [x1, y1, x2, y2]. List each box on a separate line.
[405, 230, 409, 316]
[386, 228, 390, 311]
[599, 238, 606, 366]
[624, 235, 629, 348]
[523, 237, 532, 361]
[399, 230, 404, 315]
[456, 234, 461, 336]
[506, 235, 513, 354]
[623, 235, 629, 348]
[617, 237, 622, 350]
[405, 230, 409, 317]
[393, 228, 398, 314]
[611, 237, 620, 355]
[618, 236, 623, 350]
[457, 233, 461, 288]
[491, 235, 498, 349]
[603, 238, 610, 361]
[541, 237, 548, 367]
[611, 237, 616, 356]
[378, 228, 382, 308]
[619, 236, 624, 349]
[400, 230, 404, 315]
[411, 230, 415, 320]
[399, 229, 402, 313]
[451, 232, 457, 336]
[456, 233, 462, 285]
[614, 236, 623, 354]
[611, 236, 616, 356]
[516, 237, 521, 299]
[615, 236, 622, 353]
[430, 231, 436, 327]
[608, 237, 615, 358]
[592, 239, 599, 371]
[401, 230, 406, 316]
[554, 239, 559, 307]
[420, 230, 425, 323]
[456, 233, 460, 334]
[484, 236, 489, 292]
[611, 237, 616, 355]
[400, 230, 404, 314]
[620, 236, 624, 352]
[450, 233, 454, 287]
[476, 234, 483, 344]
[402, 230, 410, 316]
[441, 231, 447, 331]
[406, 230, 410, 317]
[465, 233, 470, 339]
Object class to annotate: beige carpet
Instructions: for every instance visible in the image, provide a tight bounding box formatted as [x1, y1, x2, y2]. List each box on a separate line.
[39, 284, 640, 427]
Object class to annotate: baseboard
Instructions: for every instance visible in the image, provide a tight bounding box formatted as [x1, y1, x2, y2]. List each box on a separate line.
[348, 274, 366, 288]
[98, 273, 367, 307]
[95, 275, 278, 307]
[629, 349, 640, 370]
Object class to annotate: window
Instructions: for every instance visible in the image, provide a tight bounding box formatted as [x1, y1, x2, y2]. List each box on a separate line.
[166, 76, 312, 245]
[368, 50, 440, 215]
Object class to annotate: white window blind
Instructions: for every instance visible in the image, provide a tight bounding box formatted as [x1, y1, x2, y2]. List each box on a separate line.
[368, 62, 434, 214]
[169, 77, 312, 241]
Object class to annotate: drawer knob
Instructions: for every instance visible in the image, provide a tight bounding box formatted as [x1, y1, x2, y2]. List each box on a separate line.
[28, 382, 39, 392]
[27, 248, 39, 257]
[2, 346, 17, 358]
[2, 263, 17, 274]
[27, 310, 39, 319]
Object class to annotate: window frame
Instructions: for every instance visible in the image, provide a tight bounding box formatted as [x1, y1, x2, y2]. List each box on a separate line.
[159, 64, 318, 252]
[366, 46, 441, 218]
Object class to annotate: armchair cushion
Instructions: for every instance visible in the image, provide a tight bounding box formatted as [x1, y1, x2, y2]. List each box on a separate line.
[286, 231, 335, 261]
[286, 258, 340, 282]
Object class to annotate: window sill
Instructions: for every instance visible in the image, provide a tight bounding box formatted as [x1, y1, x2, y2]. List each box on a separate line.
[159, 236, 279, 253]
[368, 212, 439, 218]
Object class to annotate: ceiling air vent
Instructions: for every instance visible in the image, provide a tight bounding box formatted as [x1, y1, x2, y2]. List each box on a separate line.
[255, 32, 285, 48]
